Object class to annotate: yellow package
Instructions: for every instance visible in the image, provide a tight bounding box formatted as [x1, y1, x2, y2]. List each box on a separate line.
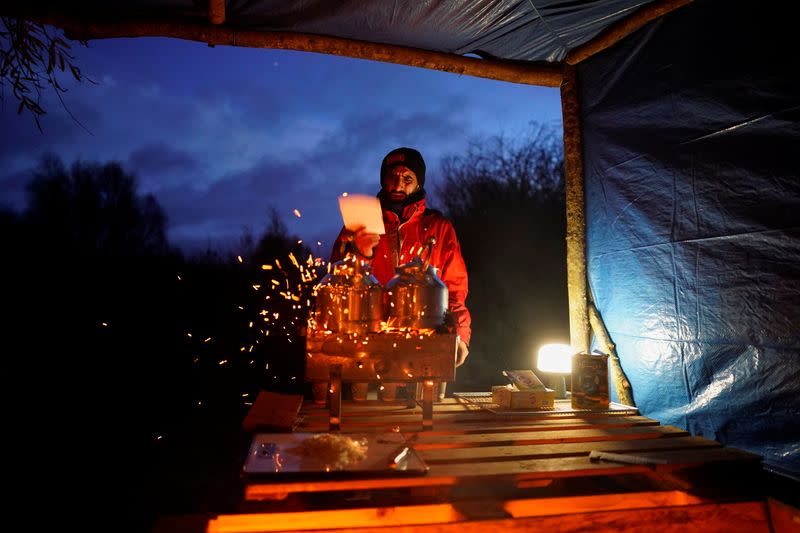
[502, 370, 546, 391]
[493, 386, 555, 409]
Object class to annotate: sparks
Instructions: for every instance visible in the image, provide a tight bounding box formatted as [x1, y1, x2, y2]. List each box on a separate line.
[237, 255, 243, 263]
[293, 209, 302, 217]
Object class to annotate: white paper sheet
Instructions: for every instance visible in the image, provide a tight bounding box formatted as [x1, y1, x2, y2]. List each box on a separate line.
[338, 194, 385, 235]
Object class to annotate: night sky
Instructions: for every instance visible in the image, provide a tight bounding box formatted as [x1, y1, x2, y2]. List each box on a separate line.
[0, 36, 562, 255]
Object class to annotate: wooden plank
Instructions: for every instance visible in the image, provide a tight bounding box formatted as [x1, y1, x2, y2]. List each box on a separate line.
[297, 415, 659, 433]
[215, 491, 712, 531]
[643, 446, 762, 466]
[244, 475, 461, 500]
[217, 497, 770, 532]
[767, 497, 800, 533]
[299, 405, 643, 422]
[427, 447, 759, 477]
[243, 459, 645, 500]
[409, 425, 689, 449]
[300, 398, 637, 415]
[419, 436, 722, 463]
[298, 409, 642, 428]
[244, 446, 754, 500]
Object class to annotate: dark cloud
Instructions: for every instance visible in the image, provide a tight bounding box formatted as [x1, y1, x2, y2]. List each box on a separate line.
[151, 102, 470, 254]
[127, 143, 200, 176]
[157, 152, 361, 254]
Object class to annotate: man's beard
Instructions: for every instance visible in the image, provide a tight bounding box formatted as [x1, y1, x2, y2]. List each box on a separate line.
[378, 187, 426, 217]
[389, 191, 407, 201]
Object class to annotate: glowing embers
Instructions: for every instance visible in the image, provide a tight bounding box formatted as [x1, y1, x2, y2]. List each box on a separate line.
[305, 328, 458, 383]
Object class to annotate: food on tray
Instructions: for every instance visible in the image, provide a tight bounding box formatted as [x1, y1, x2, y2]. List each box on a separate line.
[289, 433, 368, 470]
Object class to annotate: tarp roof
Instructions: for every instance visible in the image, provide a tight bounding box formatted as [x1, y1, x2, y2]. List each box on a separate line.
[8, 0, 683, 87]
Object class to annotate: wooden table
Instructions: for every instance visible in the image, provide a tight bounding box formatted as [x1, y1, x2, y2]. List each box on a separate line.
[190, 397, 796, 532]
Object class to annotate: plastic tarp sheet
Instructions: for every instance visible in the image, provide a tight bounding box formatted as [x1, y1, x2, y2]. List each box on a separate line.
[23, 0, 656, 63]
[579, 0, 800, 477]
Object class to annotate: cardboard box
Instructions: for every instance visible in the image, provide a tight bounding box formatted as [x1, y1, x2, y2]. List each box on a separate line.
[492, 385, 555, 410]
[571, 352, 610, 410]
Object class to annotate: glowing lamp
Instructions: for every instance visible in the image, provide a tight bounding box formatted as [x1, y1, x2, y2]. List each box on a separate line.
[536, 343, 575, 399]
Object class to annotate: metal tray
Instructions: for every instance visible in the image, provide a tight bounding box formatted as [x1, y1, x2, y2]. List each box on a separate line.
[243, 432, 428, 479]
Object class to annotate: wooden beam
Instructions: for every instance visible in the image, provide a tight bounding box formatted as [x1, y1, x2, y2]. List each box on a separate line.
[16, 11, 562, 87]
[566, 0, 693, 65]
[588, 302, 635, 406]
[208, 0, 225, 25]
[560, 65, 590, 353]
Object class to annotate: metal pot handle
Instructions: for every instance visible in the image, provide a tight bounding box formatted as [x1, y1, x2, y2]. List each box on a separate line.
[421, 236, 436, 271]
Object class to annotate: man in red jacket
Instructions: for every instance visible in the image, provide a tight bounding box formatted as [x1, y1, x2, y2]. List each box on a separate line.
[332, 147, 471, 369]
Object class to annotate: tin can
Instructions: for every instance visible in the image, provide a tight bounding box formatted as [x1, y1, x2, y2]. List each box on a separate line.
[571, 352, 610, 410]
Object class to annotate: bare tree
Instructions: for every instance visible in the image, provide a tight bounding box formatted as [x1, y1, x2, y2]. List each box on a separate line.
[435, 124, 567, 388]
[24, 154, 171, 256]
[1, 16, 92, 131]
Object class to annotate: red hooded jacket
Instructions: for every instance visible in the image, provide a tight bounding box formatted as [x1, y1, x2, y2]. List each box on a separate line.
[331, 196, 471, 345]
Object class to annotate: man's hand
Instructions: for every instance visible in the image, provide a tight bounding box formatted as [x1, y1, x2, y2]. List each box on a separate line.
[456, 341, 469, 367]
[351, 225, 380, 258]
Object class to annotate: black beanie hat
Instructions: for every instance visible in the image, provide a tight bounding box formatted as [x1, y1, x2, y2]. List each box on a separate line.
[380, 147, 426, 188]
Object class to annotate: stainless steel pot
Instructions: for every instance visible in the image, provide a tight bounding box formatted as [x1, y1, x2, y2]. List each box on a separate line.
[314, 255, 383, 334]
[385, 237, 448, 330]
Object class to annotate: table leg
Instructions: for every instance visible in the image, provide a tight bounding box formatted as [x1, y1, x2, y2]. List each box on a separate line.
[329, 364, 342, 431]
[422, 380, 434, 431]
[406, 383, 417, 408]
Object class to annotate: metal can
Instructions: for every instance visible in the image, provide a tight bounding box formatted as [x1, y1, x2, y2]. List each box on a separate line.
[571, 352, 610, 410]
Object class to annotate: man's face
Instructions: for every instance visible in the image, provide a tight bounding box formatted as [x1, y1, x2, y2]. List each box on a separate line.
[383, 165, 419, 201]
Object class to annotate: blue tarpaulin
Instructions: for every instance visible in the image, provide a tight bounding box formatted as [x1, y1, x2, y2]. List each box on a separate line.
[580, 0, 800, 477]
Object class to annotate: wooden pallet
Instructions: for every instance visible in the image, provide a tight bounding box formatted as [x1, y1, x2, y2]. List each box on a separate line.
[189, 397, 790, 533]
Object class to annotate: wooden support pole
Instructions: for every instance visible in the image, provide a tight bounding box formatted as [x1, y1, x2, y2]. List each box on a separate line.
[560, 65, 590, 353]
[208, 0, 225, 25]
[588, 302, 635, 406]
[15, 12, 562, 87]
[566, 0, 693, 65]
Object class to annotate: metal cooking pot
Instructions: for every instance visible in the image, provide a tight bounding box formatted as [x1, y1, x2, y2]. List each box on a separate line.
[314, 254, 383, 335]
[385, 237, 448, 330]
